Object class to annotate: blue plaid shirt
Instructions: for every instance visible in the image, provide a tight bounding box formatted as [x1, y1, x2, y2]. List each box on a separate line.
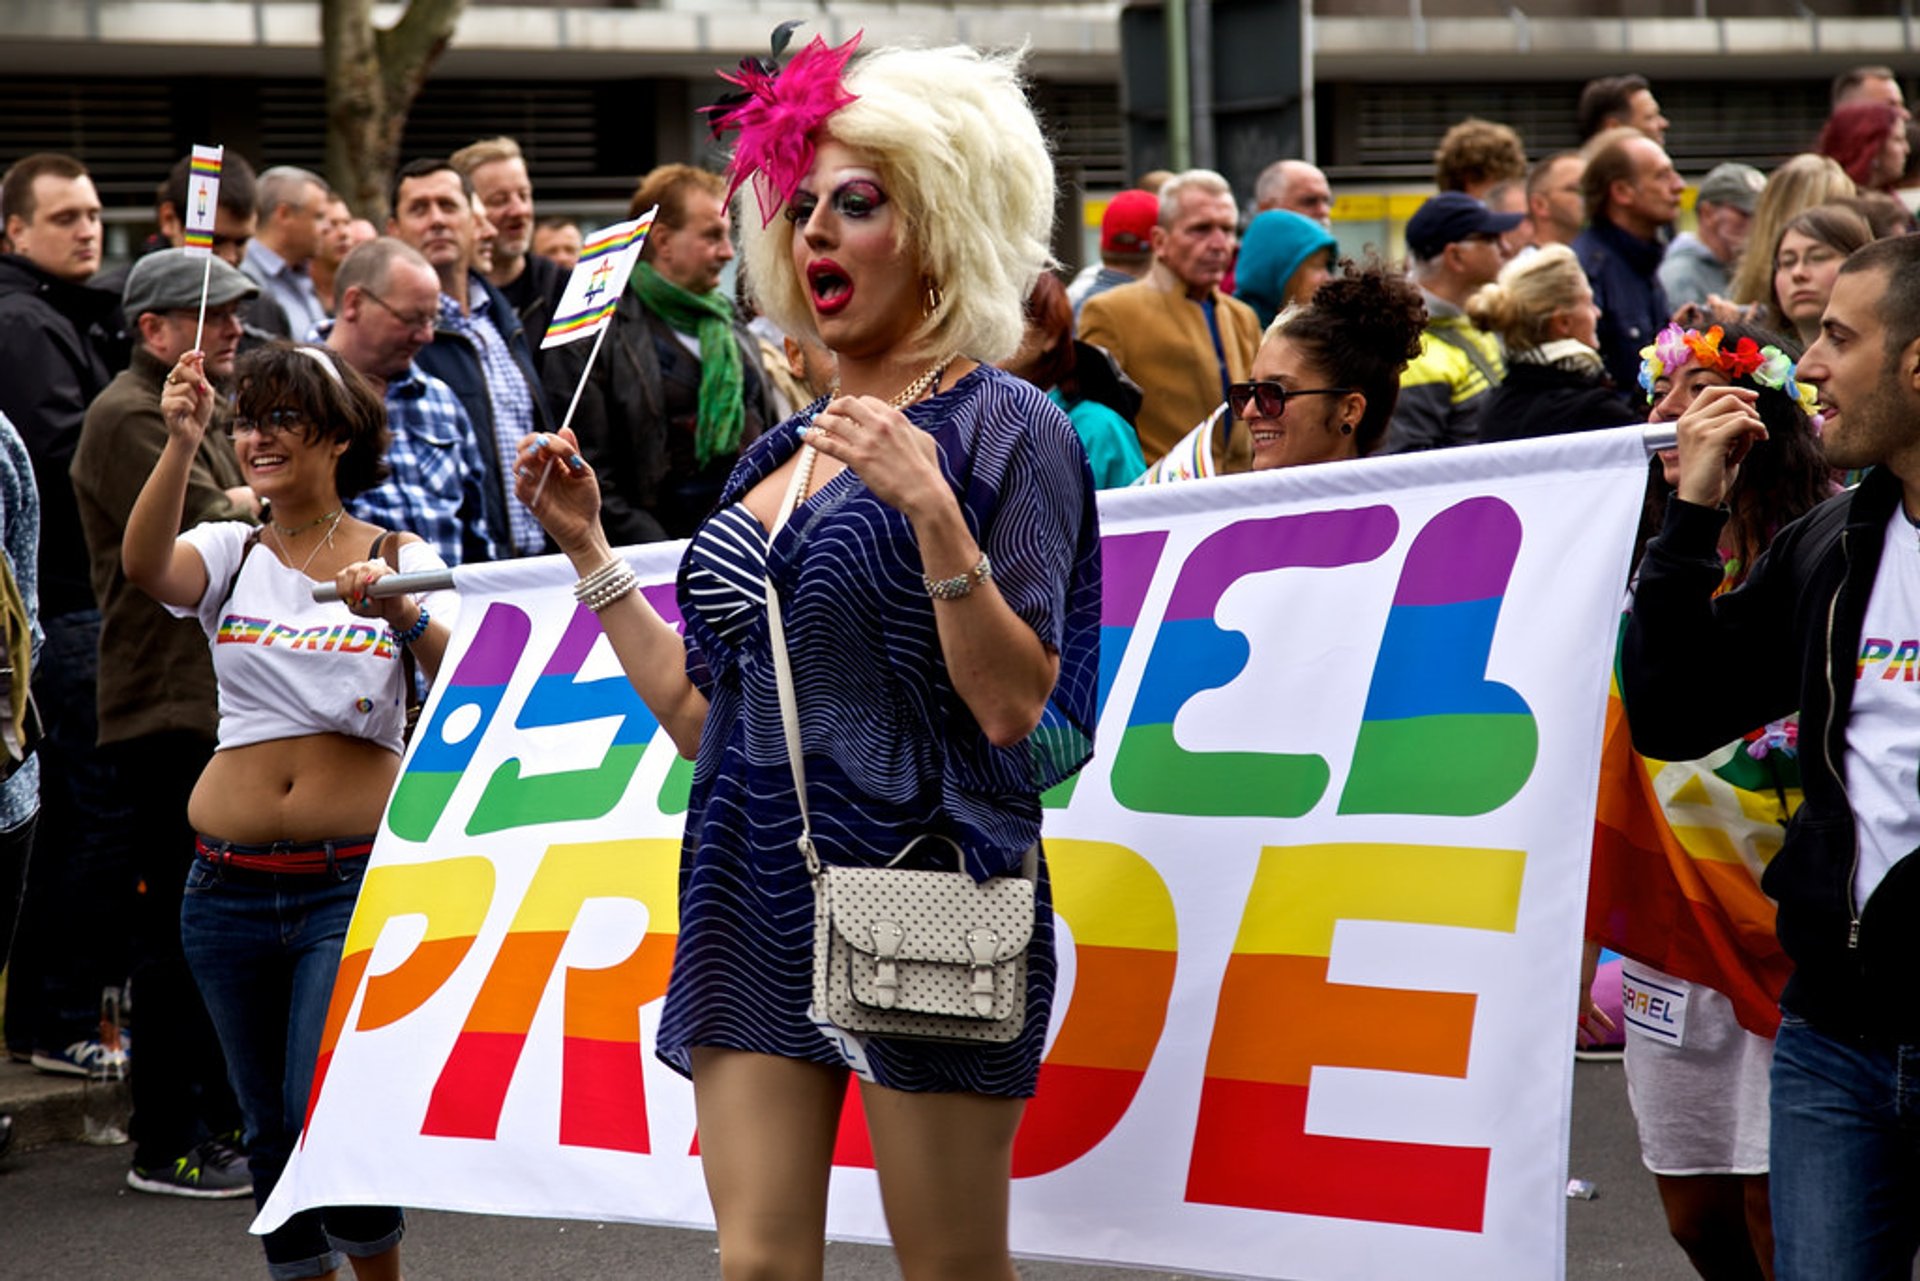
[437, 281, 544, 555]
[348, 363, 499, 567]
[0, 412, 39, 831]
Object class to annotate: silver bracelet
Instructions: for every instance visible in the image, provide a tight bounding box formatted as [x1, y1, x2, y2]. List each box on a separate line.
[923, 553, 992, 600]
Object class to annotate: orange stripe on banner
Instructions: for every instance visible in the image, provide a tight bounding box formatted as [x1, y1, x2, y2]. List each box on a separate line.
[1204, 952, 1474, 1087]
[1044, 945, 1176, 1069]
[463, 931, 568, 1033]
[353, 936, 477, 1030]
[319, 949, 372, 1059]
[561, 934, 675, 1041]
[1186, 1078, 1489, 1231]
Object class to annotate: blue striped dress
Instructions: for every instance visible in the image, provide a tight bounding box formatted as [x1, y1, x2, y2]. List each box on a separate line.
[659, 365, 1102, 1095]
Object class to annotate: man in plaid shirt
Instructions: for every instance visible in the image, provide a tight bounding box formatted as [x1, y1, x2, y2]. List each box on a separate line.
[325, 237, 497, 566]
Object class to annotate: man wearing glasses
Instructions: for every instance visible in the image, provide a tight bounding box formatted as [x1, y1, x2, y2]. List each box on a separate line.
[324, 237, 497, 567]
[1384, 192, 1522, 453]
[69, 248, 260, 1199]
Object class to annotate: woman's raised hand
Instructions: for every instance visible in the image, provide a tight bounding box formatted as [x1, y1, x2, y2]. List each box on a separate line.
[804, 395, 949, 521]
[336, 555, 415, 630]
[160, 351, 214, 444]
[514, 429, 605, 559]
[1673, 384, 1766, 509]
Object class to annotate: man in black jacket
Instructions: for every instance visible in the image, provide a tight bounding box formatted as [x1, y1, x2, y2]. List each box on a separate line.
[541, 164, 773, 543]
[1623, 235, 1920, 1280]
[388, 158, 552, 559]
[0, 153, 136, 1083]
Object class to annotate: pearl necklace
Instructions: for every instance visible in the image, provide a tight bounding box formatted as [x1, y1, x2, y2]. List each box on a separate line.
[271, 507, 344, 577]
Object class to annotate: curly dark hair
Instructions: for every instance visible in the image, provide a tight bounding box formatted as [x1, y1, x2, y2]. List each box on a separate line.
[232, 342, 390, 501]
[1269, 259, 1427, 456]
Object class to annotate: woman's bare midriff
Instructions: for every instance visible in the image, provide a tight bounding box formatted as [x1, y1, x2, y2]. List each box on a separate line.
[189, 734, 402, 845]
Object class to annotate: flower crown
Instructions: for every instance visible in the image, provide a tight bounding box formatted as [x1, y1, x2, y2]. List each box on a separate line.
[701, 22, 863, 229]
[1637, 323, 1819, 417]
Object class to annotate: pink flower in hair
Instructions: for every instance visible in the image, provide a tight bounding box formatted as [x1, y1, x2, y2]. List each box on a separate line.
[702, 28, 863, 228]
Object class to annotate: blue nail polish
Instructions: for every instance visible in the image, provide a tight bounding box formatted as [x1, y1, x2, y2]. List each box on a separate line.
[796, 423, 812, 439]
[567, 455, 585, 472]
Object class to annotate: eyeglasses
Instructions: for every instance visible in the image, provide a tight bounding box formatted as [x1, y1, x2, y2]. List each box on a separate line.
[226, 408, 308, 439]
[360, 289, 438, 333]
[1228, 381, 1353, 421]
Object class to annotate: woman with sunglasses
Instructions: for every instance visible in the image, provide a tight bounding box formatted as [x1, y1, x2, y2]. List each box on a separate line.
[124, 341, 454, 1281]
[1136, 263, 1423, 481]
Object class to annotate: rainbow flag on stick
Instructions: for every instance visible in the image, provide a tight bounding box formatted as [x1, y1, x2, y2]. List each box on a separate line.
[1586, 675, 1796, 1038]
[541, 209, 656, 350]
[183, 144, 224, 257]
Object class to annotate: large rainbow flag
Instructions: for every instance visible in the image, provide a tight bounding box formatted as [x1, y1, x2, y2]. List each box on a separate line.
[1586, 674, 1796, 1038]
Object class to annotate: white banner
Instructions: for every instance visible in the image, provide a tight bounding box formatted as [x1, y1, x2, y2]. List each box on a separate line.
[261, 427, 1651, 1281]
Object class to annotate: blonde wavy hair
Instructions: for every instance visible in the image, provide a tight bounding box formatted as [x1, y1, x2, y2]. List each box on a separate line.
[737, 43, 1054, 365]
[1465, 243, 1590, 351]
[1730, 154, 1857, 307]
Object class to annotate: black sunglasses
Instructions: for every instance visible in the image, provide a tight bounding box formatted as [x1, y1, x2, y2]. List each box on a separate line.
[226, 407, 310, 439]
[1228, 381, 1353, 421]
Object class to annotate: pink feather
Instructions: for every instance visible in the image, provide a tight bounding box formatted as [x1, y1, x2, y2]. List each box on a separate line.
[705, 33, 863, 228]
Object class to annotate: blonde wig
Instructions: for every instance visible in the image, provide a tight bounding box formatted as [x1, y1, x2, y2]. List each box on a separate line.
[737, 43, 1055, 364]
[1465, 243, 1591, 351]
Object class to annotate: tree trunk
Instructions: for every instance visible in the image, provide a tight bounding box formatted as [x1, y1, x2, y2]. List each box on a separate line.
[322, 0, 468, 224]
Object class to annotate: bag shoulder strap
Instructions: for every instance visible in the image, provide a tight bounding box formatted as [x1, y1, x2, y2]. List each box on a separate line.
[1426, 322, 1502, 392]
[764, 445, 819, 876]
[218, 525, 267, 615]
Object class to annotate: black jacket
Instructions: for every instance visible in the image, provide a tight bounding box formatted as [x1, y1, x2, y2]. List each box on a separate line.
[1575, 218, 1671, 400]
[541, 291, 772, 545]
[1623, 469, 1920, 1045]
[1478, 354, 1640, 443]
[0, 254, 124, 617]
[500, 252, 568, 357]
[415, 271, 554, 557]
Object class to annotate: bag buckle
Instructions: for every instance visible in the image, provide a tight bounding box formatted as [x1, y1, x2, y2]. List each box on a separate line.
[967, 928, 999, 1016]
[869, 919, 904, 1008]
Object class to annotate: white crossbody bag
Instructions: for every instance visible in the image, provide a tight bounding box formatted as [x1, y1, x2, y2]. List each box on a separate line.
[766, 445, 1035, 1045]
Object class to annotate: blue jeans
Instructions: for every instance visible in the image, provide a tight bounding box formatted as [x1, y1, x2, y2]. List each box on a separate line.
[181, 853, 403, 1281]
[1770, 1013, 1920, 1280]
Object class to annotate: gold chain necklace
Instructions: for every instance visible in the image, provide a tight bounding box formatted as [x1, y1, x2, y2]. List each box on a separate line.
[271, 508, 344, 577]
[828, 356, 955, 409]
[268, 505, 343, 538]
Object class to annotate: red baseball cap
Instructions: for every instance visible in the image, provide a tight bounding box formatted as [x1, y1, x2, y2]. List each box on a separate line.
[1101, 190, 1160, 256]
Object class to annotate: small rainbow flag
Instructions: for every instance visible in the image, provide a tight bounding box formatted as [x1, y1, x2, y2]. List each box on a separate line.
[183, 144, 224, 256]
[540, 208, 656, 350]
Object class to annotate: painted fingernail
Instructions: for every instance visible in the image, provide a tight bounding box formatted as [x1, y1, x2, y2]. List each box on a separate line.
[796, 423, 812, 438]
[516, 465, 532, 481]
[566, 454, 585, 472]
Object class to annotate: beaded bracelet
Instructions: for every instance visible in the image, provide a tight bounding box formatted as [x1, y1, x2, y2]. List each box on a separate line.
[394, 605, 431, 647]
[572, 558, 629, 603]
[581, 565, 639, 614]
[923, 553, 992, 601]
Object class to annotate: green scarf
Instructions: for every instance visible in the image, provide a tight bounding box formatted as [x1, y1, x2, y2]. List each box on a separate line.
[631, 260, 745, 466]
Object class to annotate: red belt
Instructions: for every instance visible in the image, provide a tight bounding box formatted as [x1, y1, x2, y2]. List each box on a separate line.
[194, 835, 376, 875]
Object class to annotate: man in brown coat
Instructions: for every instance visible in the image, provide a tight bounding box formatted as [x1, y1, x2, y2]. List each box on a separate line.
[69, 249, 257, 1198]
[1078, 169, 1262, 463]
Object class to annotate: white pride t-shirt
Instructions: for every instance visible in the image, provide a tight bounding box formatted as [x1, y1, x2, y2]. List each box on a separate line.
[1844, 506, 1920, 909]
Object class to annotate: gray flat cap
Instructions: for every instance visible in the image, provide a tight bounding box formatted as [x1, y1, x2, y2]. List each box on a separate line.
[122, 248, 259, 319]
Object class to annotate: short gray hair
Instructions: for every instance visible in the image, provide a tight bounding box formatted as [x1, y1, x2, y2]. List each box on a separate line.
[257, 165, 328, 219]
[1157, 168, 1233, 226]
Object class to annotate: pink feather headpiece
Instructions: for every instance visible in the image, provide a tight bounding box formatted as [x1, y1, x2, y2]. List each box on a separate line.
[702, 26, 863, 228]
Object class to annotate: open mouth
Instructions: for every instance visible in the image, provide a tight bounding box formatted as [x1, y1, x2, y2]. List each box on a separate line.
[246, 450, 289, 474]
[807, 261, 853, 315]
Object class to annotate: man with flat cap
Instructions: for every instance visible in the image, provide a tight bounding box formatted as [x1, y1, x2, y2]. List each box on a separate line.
[1385, 191, 1524, 453]
[69, 248, 257, 1198]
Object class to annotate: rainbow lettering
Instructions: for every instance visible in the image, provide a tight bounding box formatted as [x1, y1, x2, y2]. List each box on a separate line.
[388, 603, 530, 841]
[1186, 841, 1525, 1231]
[1044, 531, 1166, 808]
[1338, 497, 1537, 815]
[1110, 508, 1399, 817]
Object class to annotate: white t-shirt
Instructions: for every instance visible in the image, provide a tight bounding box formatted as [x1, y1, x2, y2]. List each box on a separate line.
[1843, 506, 1920, 908]
[165, 521, 456, 754]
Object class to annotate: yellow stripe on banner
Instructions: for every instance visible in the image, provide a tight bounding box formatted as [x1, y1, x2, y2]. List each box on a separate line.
[1233, 842, 1526, 958]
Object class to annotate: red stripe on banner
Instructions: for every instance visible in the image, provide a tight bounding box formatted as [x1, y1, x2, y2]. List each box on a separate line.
[422, 1030, 528, 1140]
[1186, 1078, 1489, 1232]
[1012, 1062, 1147, 1176]
[559, 1036, 651, 1152]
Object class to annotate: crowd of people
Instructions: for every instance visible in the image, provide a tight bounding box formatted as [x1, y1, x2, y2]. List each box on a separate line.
[0, 39, 1914, 1281]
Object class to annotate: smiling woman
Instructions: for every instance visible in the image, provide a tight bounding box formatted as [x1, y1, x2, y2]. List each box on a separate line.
[509, 33, 1102, 1281]
[121, 342, 457, 1281]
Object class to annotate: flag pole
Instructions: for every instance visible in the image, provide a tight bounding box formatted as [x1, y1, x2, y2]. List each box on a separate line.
[192, 255, 213, 351]
[530, 322, 612, 511]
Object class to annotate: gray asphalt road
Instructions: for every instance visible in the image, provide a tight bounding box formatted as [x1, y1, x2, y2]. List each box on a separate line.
[1, 1061, 1694, 1279]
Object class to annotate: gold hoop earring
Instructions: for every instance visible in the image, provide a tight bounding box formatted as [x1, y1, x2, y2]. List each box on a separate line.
[922, 276, 943, 316]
